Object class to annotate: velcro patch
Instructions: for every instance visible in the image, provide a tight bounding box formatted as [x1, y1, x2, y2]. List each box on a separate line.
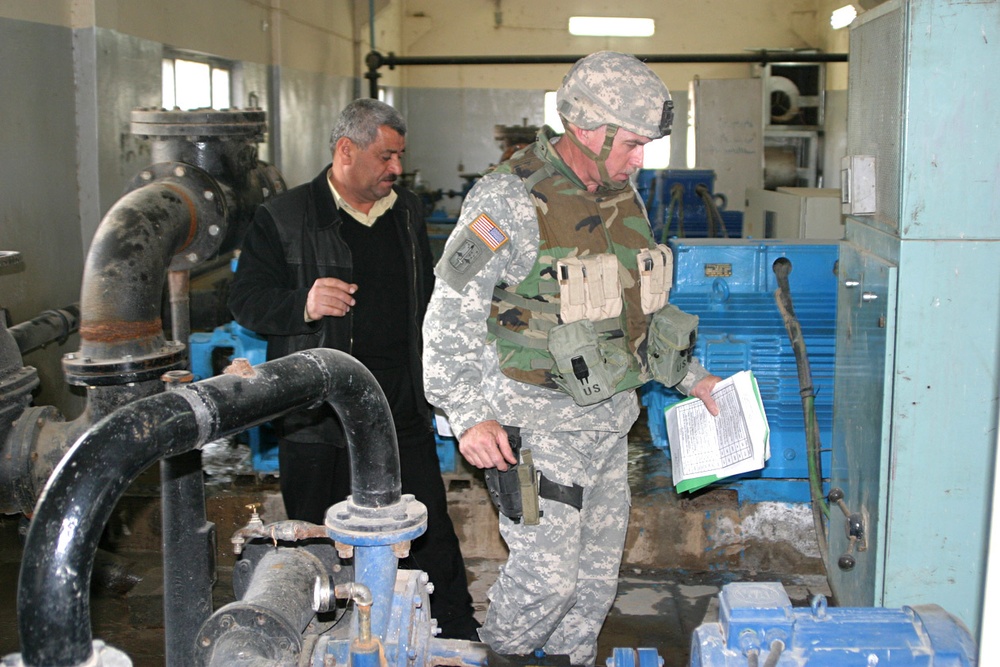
[448, 239, 483, 273]
[470, 213, 509, 251]
[437, 222, 501, 292]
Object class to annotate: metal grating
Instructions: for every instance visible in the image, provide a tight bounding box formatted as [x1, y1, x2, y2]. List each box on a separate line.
[847, 2, 904, 231]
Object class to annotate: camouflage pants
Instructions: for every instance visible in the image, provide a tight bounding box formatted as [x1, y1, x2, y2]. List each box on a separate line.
[479, 428, 630, 667]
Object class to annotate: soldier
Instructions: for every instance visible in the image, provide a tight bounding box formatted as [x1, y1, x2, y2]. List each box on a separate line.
[422, 52, 722, 665]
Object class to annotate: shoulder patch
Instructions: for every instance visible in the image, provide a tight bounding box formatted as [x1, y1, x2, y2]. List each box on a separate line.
[470, 213, 509, 251]
[436, 224, 496, 292]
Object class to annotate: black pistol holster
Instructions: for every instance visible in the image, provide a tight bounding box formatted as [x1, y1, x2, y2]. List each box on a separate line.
[484, 426, 584, 526]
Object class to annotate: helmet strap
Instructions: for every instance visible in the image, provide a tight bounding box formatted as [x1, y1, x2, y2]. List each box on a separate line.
[564, 124, 627, 191]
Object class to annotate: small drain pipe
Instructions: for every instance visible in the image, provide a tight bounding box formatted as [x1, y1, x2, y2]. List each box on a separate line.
[17, 348, 399, 667]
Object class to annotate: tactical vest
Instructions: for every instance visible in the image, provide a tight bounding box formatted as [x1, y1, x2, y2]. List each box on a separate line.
[486, 141, 656, 395]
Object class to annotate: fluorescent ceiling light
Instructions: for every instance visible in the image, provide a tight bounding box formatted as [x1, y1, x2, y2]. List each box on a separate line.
[568, 17, 655, 38]
[830, 5, 857, 29]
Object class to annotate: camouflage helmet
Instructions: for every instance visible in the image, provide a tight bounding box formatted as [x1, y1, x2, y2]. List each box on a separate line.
[556, 51, 674, 139]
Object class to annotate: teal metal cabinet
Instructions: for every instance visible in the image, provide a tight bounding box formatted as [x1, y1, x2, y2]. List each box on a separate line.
[832, 0, 1000, 638]
[830, 234, 897, 608]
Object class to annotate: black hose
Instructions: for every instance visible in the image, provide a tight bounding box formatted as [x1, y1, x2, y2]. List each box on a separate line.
[663, 182, 685, 241]
[762, 640, 785, 667]
[772, 258, 831, 579]
[695, 184, 730, 239]
[17, 348, 399, 667]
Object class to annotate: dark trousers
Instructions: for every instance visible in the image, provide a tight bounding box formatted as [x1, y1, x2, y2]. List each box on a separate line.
[278, 429, 479, 639]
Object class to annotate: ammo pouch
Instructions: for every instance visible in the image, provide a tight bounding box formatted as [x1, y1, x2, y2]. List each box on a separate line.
[484, 426, 583, 525]
[547, 319, 629, 406]
[647, 304, 699, 388]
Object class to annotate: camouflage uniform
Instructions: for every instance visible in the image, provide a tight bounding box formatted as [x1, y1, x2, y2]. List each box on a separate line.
[423, 144, 636, 665]
[423, 52, 708, 666]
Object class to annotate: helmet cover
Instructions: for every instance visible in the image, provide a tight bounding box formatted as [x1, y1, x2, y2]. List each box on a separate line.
[556, 51, 673, 139]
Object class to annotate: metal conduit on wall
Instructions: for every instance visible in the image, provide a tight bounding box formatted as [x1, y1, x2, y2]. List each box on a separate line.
[364, 50, 848, 97]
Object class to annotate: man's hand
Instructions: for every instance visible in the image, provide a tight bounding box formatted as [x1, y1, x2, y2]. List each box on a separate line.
[691, 375, 723, 416]
[306, 277, 358, 320]
[459, 420, 518, 471]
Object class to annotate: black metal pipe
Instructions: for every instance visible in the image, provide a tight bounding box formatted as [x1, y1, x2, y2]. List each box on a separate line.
[8, 304, 80, 355]
[197, 548, 328, 666]
[17, 348, 399, 667]
[375, 50, 848, 67]
[73, 182, 202, 365]
[365, 49, 848, 97]
[159, 358, 214, 667]
[159, 370, 215, 667]
[160, 448, 215, 666]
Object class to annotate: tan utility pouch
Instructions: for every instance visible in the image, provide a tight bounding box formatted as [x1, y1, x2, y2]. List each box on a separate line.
[517, 449, 541, 525]
[556, 254, 622, 324]
[638, 244, 673, 314]
[647, 304, 698, 388]
[548, 319, 629, 406]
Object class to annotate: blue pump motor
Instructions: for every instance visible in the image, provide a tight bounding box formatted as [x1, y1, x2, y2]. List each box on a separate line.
[640, 239, 839, 502]
[690, 582, 976, 666]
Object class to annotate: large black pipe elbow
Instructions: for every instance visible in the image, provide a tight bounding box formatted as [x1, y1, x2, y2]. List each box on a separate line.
[17, 348, 400, 667]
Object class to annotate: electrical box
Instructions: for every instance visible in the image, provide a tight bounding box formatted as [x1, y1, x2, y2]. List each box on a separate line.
[840, 154, 877, 215]
[744, 187, 843, 239]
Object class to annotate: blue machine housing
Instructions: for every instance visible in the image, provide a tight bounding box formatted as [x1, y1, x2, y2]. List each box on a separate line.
[641, 239, 839, 502]
[190, 322, 461, 476]
[189, 320, 278, 473]
[635, 169, 743, 242]
[690, 582, 976, 666]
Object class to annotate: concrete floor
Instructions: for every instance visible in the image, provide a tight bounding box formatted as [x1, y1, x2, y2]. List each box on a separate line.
[0, 415, 831, 666]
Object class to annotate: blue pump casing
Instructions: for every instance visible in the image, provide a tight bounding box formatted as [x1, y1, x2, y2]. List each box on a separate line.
[641, 239, 838, 502]
[189, 320, 278, 472]
[690, 582, 976, 666]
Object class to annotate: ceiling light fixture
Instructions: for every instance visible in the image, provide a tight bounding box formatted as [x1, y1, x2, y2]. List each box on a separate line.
[830, 5, 858, 29]
[568, 17, 655, 38]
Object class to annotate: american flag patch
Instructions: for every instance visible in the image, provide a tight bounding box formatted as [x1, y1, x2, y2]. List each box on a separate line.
[470, 213, 508, 251]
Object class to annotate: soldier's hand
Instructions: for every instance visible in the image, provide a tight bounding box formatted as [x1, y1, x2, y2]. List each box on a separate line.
[692, 375, 722, 416]
[459, 420, 518, 471]
[306, 277, 358, 320]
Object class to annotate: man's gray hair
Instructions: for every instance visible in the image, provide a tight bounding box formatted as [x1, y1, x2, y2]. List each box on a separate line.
[329, 98, 406, 151]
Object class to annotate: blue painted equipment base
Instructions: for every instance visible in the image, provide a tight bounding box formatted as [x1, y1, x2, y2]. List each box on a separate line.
[690, 582, 976, 666]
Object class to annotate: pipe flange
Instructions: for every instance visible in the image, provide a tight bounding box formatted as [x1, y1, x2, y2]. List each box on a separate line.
[0, 366, 39, 405]
[193, 603, 301, 666]
[63, 340, 186, 386]
[130, 108, 267, 140]
[125, 161, 227, 271]
[325, 494, 427, 546]
[0, 405, 62, 515]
